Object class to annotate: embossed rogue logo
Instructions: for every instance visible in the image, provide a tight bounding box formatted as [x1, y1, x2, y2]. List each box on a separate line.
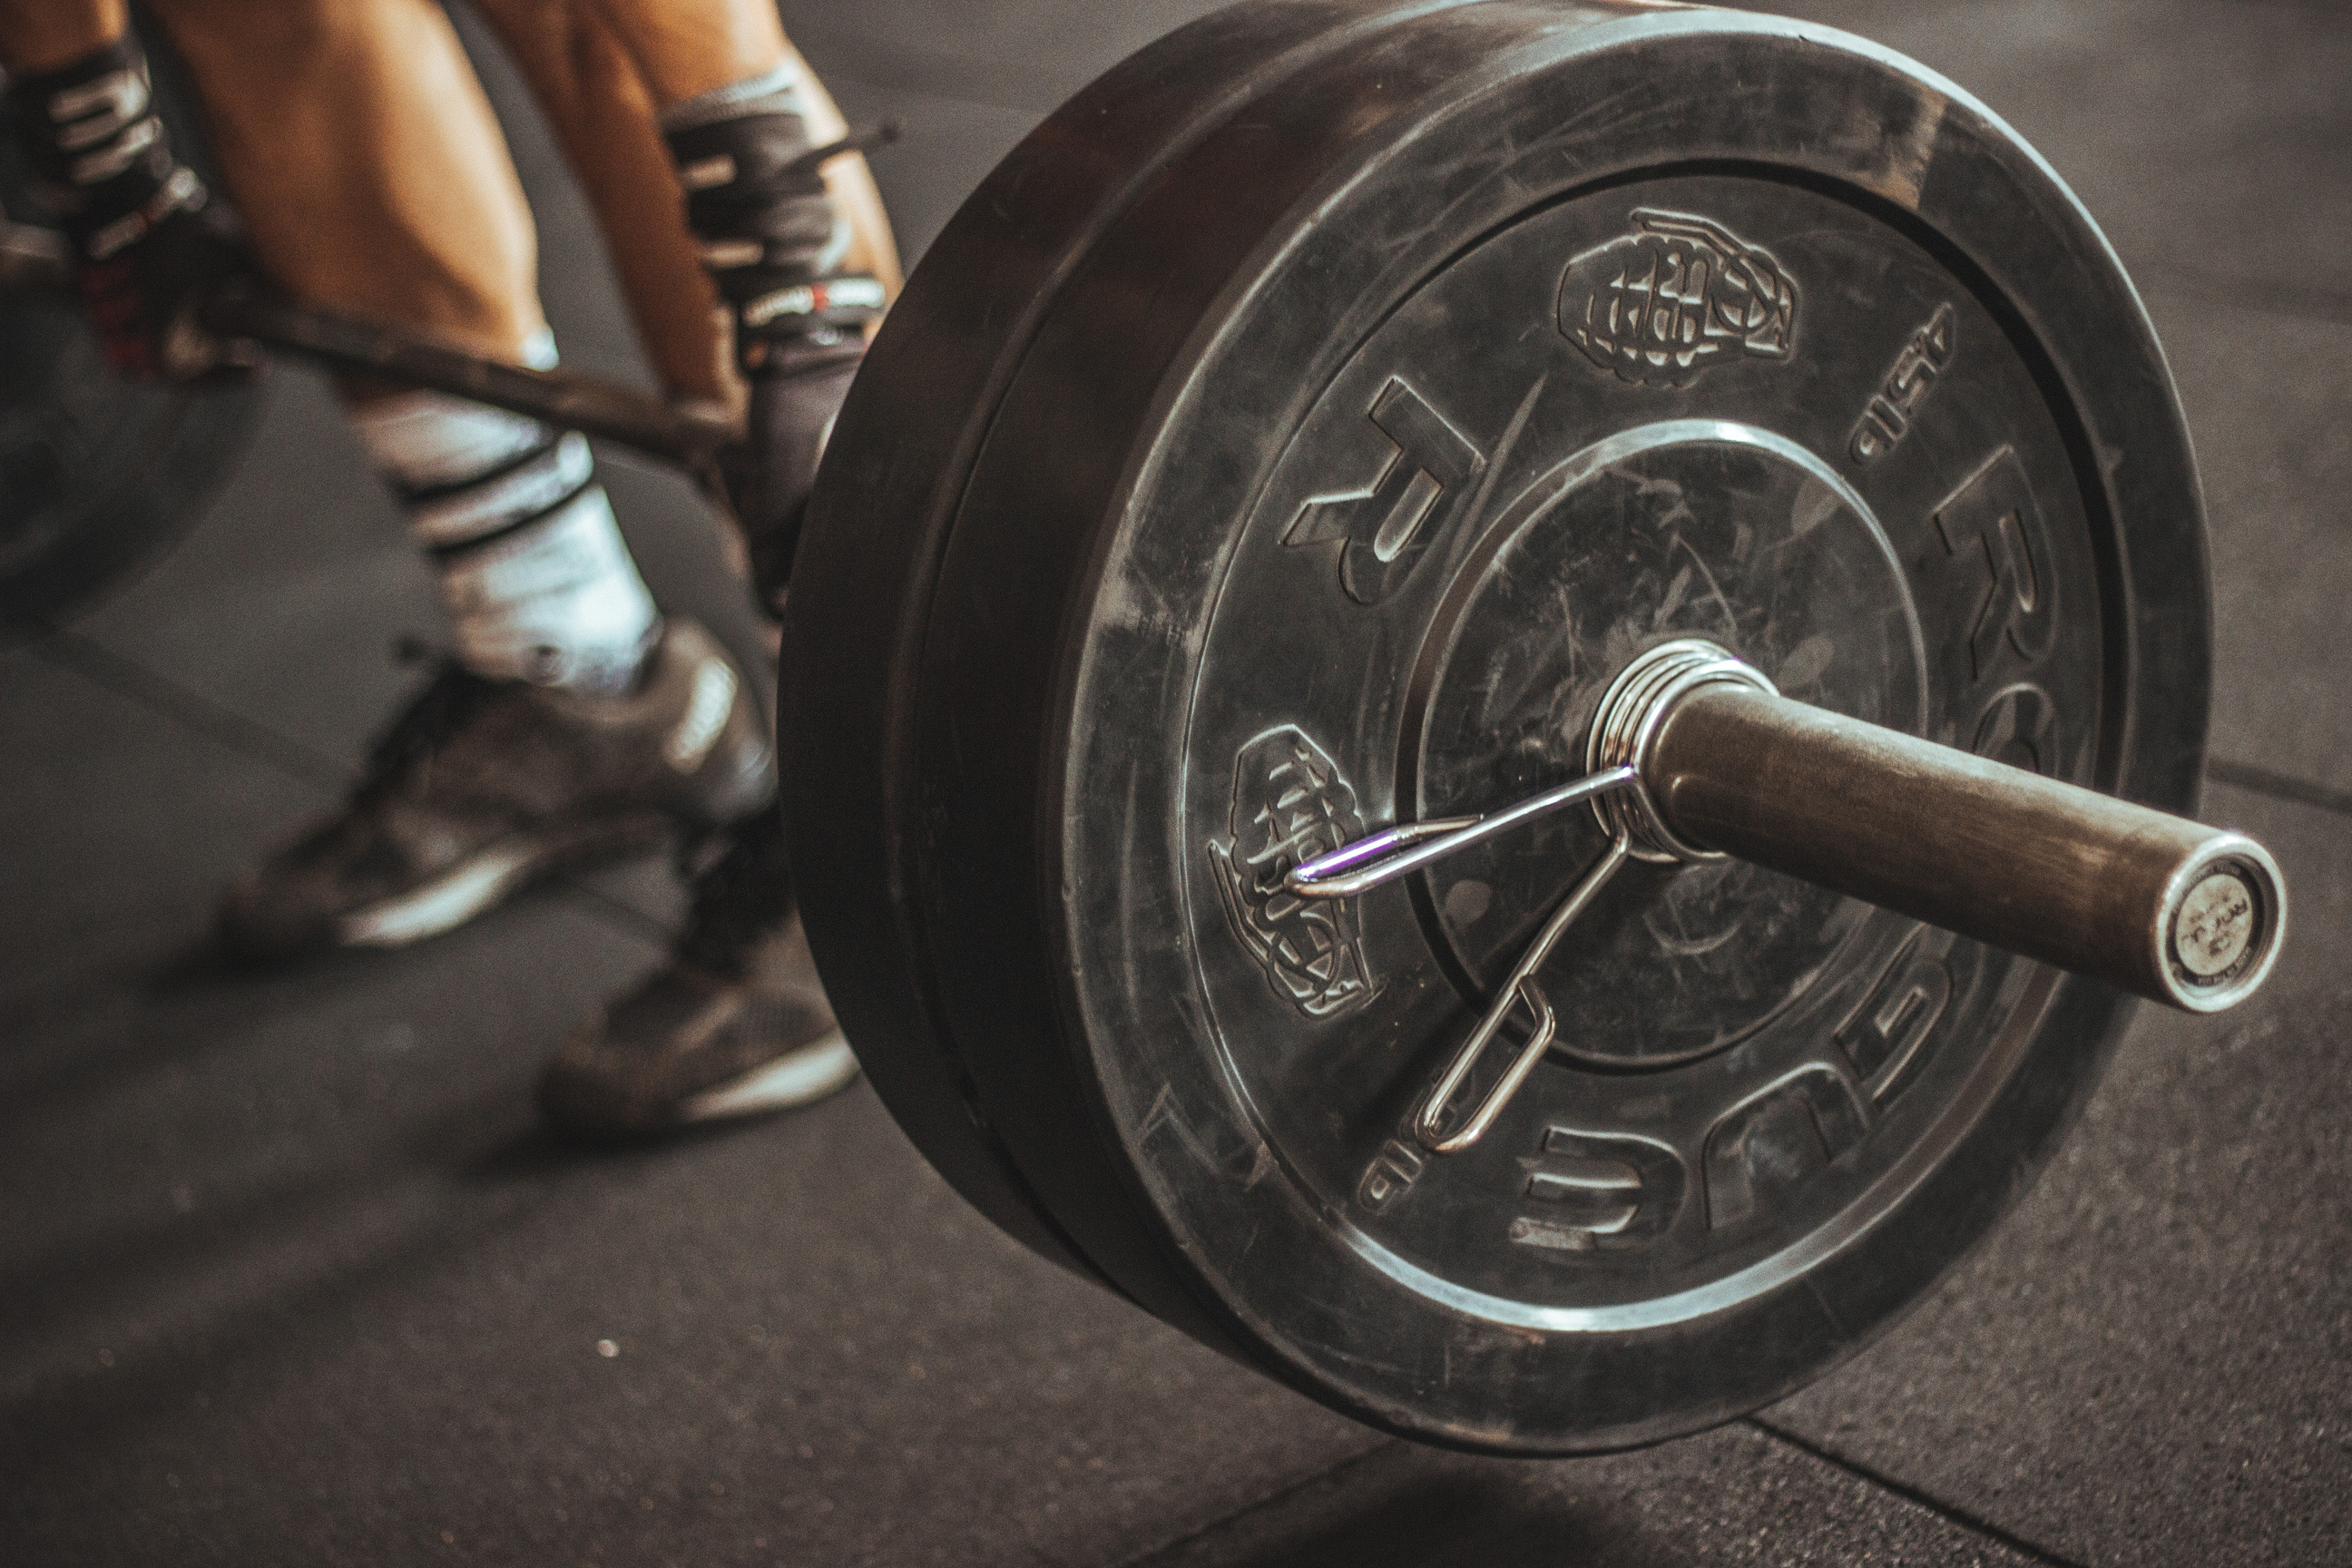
[1208, 728, 1376, 1019]
[1558, 209, 1798, 387]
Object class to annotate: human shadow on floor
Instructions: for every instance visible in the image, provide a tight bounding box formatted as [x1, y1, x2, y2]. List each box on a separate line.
[0, 929, 396, 1112]
[457, 1082, 855, 1185]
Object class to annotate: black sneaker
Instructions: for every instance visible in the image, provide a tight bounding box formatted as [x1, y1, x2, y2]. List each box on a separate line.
[536, 806, 858, 1136]
[217, 619, 773, 959]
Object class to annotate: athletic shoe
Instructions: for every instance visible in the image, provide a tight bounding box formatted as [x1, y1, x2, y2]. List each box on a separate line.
[536, 806, 858, 1135]
[217, 618, 772, 959]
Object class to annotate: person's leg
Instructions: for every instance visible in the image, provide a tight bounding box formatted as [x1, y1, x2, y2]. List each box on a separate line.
[150, 0, 662, 690]
[119, 0, 773, 955]
[455, 0, 730, 410]
[463, 0, 900, 1132]
[473, 0, 897, 606]
[145, 0, 539, 356]
[0, 0, 122, 73]
[576, 0, 899, 304]
[621, 1, 899, 605]
[9, 0, 865, 1120]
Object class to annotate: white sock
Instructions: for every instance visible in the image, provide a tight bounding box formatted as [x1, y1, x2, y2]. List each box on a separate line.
[350, 387, 660, 694]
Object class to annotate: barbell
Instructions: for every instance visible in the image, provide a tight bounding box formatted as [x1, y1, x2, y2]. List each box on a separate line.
[1, 0, 2289, 1456]
[778, 0, 2285, 1454]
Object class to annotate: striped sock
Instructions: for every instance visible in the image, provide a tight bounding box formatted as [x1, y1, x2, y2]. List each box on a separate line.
[351, 391, 659, 694]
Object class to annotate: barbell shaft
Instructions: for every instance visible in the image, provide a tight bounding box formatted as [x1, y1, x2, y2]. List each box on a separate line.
[1646, 686, 2285, 1013]
[1, 122, 900, 465]
[0, 217, 69, 293]
[199, 285, 732, 469]
[1, 218, 730, 469]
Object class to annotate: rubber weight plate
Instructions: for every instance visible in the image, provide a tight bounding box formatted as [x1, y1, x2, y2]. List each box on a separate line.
[0, 28, 262, 637]
[784, 0, 2210, 1453]
[786, 0, 1504, 1299]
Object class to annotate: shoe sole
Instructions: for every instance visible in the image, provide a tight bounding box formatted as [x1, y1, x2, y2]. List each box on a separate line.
[677, 1032, 861, 1122]
[336, 814, 670, 949]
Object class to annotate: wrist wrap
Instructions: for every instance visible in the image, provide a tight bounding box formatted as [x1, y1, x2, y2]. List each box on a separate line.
[10, 34, 207, 261]
[659, 62, 883, 368]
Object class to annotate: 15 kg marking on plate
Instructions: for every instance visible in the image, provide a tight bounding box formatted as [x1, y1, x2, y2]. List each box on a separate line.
[1849, 302, 1955, 464]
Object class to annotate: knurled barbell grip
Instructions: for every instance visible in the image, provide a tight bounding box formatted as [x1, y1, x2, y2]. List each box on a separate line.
[1645, 687, 2286, 1013]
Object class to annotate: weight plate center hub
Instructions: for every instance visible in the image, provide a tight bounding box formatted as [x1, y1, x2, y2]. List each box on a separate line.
[1406, 411, 1929, 1072]
[1175, 171, 2103, 1346]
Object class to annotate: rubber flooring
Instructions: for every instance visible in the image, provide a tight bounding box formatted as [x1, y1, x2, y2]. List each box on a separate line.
[3, 2, 2347, 1564]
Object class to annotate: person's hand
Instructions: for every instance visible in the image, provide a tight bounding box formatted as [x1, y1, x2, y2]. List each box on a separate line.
[72, 194, 254, 382]
[660, 78, 892, 611]
[10, 34, 258, 382]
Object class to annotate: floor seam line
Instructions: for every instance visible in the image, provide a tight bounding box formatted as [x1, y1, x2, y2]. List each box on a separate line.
[1745, 1416, 2090, 1568]
[36, 627, 681, 944]
[32, 627, 350, 791]
[1102, 1437, 1403, 1568]
[558, 880, 678, 947]
[2205, 756, 2352, 819]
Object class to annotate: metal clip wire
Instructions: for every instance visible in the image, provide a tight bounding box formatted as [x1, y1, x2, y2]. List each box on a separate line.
[1283, 640, 1780, 1155]
[1412, 832, 1631, 1152]
[1285, 769, 1647, 1155]
[1285, 766, 1638, 899]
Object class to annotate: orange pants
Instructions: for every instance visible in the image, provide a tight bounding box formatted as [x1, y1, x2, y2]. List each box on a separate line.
[1, 0, 900, 407]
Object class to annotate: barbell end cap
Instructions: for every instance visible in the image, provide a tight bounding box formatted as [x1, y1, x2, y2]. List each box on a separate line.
[2152, 834, 2286, 1014]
